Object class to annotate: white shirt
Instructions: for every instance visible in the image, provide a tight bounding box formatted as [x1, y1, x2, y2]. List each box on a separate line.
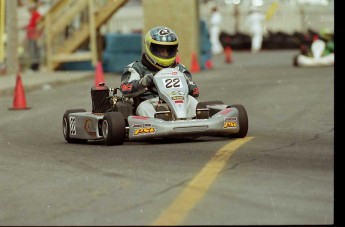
[246, 12, 265, 35]
[210, 11, 222, 27]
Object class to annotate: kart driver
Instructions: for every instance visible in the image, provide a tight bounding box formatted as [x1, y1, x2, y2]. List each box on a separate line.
[120, 26, 200, 118]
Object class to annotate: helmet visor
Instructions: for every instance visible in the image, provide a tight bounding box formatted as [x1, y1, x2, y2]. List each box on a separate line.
[150, 43, 178, 59]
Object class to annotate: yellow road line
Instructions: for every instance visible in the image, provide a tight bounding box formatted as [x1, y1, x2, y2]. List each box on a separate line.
[151, 137, 254, 226]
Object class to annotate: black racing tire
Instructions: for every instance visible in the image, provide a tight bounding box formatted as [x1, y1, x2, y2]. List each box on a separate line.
[62, 109, 88, 144]
[229, 104, 248, 138]
[102, 112, 126, 146]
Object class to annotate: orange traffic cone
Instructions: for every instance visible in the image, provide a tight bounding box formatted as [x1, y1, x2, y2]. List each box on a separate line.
[190, 52, 200, 73]
[95, 61, 105, 87]
[9, 73, 30, 110]
[205, 59, 213, 69]
[225, 46, 233, 63]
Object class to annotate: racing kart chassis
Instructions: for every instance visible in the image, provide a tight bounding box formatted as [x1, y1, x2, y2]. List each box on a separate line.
[62, 68, 248, 146]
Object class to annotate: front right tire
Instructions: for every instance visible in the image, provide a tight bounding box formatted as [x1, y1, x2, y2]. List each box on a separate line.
[229, 104, 248, 138]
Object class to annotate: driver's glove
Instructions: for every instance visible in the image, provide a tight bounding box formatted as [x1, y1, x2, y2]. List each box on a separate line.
[139, 73, 154, 87]
[184, 75, 199, 97]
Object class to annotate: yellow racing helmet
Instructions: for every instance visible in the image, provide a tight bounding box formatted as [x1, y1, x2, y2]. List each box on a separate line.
[144, 26, 178, 69]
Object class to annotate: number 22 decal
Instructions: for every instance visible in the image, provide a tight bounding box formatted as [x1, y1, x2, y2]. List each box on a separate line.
[164, 78, 182, 88]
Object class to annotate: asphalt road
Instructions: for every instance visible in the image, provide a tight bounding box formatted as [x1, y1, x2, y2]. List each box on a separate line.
[0, 50, 335, 225]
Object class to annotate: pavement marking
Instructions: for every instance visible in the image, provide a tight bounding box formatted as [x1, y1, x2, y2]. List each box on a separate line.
[151, 136, 254, 226]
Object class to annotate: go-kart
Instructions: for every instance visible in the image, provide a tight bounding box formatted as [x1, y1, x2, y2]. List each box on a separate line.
[293, 39, 334, 67]
[62, 68, 248, 146]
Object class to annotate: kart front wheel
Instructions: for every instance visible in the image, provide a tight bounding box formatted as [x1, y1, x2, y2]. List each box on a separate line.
[62, 109, 88, 144]
[102, 112, 126, 146]
[230, 104, 248, 138]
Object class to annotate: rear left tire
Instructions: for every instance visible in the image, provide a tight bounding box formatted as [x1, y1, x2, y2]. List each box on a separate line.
[62, 109, 88, 144]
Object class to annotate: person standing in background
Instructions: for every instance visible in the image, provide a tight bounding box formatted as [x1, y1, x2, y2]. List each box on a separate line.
[209, 5, 223, 55]
[26, 2, 41, 71]
[245, 7, 265, 53]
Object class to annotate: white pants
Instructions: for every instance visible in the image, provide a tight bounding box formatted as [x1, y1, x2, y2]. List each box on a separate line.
[251, 31, 264, 52]
[210, 26, 223, 55]
[136, 96, 199, 118]
[251, 32, 263, 52]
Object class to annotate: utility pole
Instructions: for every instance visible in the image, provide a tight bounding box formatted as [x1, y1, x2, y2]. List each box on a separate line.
[5, 0, 18, 75]
[0, 0, 5, 65]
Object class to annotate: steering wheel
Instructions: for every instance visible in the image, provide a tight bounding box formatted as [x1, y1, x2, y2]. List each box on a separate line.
[147, 84, 158, 95]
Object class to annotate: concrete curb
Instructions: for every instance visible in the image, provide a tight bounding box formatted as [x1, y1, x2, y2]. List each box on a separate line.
[0, 72, 94, 97]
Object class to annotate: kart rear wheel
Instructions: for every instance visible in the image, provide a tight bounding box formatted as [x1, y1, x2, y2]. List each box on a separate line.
[62, 109, 88, 144]
[230, 104, 248, 138]
[102, 112, 126, 146]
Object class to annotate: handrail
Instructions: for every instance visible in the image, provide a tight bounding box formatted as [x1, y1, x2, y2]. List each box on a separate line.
[41, 0, 128, 70]
[37, 0, 69, 31]
[50, 1, 88, 36]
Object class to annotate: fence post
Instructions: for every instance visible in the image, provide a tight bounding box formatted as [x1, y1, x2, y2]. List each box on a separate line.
[5, 0, 18, 75]
[0, 0, 5, 64]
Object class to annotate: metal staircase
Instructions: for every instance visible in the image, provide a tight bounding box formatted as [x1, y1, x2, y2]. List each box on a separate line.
[38, 0, 128, 71]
